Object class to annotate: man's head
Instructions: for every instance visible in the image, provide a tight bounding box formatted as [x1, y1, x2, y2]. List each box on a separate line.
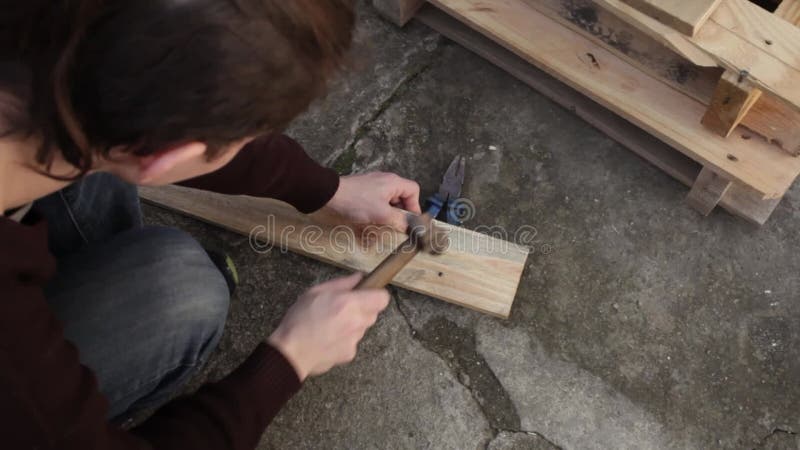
[1, 0, 356, 184]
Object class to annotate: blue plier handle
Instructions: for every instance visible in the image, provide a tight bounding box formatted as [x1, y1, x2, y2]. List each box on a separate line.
[425, 155, 466, 226]
[426, 192, 464, 224]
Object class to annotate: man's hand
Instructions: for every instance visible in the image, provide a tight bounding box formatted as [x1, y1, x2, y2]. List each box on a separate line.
[267, 273, 390, 381]
[325, 172, 421, 232]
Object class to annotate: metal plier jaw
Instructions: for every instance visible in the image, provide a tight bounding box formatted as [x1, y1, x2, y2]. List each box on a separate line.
[425, 155, 466, 225]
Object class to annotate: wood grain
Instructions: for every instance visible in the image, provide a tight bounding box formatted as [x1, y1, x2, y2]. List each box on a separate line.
[776, 0, 800, 26]
[139, 185, 529, 318]
[619, 0, 723, 36]
[702, 70, 763, 137]
[415, 4, 780, 224]
[746, 96, 800, 155]
[429, 0, 800, 198]
[686, 166, 732, 215]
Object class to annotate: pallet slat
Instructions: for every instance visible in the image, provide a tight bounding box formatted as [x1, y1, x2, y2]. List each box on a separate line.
[140, 185, 529, 318]
[619, 0, 722, 36]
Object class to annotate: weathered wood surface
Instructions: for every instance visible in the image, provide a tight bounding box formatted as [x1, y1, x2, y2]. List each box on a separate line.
[686, 166, 733, 215]
[139, 185, 529, 318]
[619, 0, 723, 36]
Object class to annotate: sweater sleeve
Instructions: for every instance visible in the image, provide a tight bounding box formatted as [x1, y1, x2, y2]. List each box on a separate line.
[132, 344, 301, 449]
[179, 134, 340, 214]
[0, 218, 302, 450]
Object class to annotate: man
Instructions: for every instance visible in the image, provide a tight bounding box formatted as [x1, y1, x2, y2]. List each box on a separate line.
[0, 0, 415, 448]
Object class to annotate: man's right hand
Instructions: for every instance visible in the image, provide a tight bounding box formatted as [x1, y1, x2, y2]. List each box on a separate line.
[267, 273, 390, 381]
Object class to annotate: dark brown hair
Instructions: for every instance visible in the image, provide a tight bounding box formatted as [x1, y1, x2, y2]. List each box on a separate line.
[0, 0, 356, 174]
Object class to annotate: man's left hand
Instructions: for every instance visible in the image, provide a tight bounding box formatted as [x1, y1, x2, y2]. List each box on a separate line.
[325, 172, 421, 232]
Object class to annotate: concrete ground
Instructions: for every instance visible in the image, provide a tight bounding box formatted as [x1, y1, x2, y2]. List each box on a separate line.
[144, 2, 800, 448]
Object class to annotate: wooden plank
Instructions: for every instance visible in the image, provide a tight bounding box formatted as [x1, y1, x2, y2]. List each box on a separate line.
[139, 185, 528, 318]
[428, 0, 800, 199]
[524, 0, 724, 103]
[702, 70, 763, 137]
[415, 4, 780, 224]
[619, 0, 723, 36]
[686, 166, 733, 215]
[710, 0, 800, 72]
[523, 0, 799, 154]
[372, 0, 426, 26]
[775, 0, 800, 26]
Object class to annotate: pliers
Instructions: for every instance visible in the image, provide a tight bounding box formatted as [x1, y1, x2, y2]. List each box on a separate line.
[425, 155, 466, 225]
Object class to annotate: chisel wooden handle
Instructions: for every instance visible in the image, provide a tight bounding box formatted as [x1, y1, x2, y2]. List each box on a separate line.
[355, 237, 420, 290]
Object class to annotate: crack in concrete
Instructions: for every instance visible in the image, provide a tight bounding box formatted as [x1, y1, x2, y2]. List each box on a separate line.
[327, 50, 438, 174]
[753, 427, 797, 449]
[390, 291, 525, 434]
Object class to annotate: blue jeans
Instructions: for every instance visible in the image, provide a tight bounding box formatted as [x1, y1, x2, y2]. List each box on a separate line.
[35, 174, 230, 420]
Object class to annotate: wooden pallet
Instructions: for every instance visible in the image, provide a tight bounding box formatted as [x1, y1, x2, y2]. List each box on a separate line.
[373, 0, 800, 223]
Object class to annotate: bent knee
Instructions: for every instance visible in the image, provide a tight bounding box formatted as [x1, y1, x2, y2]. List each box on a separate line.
[138, 226, 231, 322]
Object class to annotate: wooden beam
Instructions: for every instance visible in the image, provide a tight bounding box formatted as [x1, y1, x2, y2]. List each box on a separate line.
[372, 0, 426, 26]
[139, 185, 528, 318]
[619, 0, 723, 36]
[415, 4, 781, 224]
[686, 167, 733, 215]
[429, 0, 800, 199]
[775, 0, 800, 26]
[702, 70, 763, 137]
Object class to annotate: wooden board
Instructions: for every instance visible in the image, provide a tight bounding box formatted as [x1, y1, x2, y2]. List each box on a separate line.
[428, 0, 800, 199]
[619, 0, 722, 36]
[139, 185, 528, 318]
[776, 0, 800, 26]
[415, 4, 780, 224]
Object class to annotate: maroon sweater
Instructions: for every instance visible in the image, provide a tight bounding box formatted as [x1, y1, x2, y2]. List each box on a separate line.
[0, 134, 340, 449]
